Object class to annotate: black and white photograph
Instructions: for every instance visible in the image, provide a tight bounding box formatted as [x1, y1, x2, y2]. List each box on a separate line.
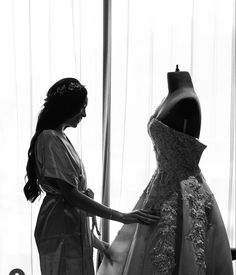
[0, 0, 235, 274]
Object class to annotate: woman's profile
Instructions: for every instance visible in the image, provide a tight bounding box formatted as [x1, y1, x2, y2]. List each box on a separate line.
[23, 78, 158, 275]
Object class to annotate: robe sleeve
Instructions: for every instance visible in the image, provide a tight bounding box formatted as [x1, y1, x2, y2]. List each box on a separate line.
[36, 130, 80, 189]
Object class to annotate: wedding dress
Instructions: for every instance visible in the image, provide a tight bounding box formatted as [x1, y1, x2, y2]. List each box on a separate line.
[97, 110, 233, 275]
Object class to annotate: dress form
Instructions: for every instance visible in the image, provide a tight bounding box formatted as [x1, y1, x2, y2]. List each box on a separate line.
[156, 66, 201, 138]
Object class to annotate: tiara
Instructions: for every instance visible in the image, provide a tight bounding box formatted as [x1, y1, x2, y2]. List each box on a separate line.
[55, 81, 81, 96]
[47, 81, 81, 99]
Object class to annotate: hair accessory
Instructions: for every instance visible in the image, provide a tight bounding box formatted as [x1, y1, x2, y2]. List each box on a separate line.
[47, 81, 82, 100]
[55, 81, 81, 96]
[68, 81, 80, 91]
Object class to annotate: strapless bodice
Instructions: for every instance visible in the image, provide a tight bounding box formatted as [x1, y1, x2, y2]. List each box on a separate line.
[147, 118, 206, 173]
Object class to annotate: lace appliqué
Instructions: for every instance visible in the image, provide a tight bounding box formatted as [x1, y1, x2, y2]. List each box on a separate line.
[150, 192, 178, 275]
[182, 176, 214, 275]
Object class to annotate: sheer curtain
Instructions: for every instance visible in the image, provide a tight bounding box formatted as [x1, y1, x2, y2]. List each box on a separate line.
[109, 0, 235, 269]
[0, 0, 235, 274]
[0, 0, 103, 274]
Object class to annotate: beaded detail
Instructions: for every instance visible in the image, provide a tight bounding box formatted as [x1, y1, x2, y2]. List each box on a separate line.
[182, 176, 214, 275]
[150, 192, 178, 275]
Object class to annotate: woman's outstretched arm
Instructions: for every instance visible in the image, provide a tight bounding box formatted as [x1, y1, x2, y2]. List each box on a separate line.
[44, 177, 159, 225]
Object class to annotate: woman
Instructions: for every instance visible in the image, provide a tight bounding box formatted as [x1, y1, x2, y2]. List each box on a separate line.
[23, 78, 158, 275]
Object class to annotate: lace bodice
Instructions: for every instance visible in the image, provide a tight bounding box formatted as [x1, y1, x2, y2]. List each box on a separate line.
[147, 117, 206, 173]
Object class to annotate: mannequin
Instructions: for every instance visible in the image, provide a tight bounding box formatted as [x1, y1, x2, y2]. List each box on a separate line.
[97, 66, 234, 275]
[156, 65, 201, 138]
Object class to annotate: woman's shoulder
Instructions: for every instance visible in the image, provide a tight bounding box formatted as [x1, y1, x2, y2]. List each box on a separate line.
[38, 129, 59, 139]
[35, 130, 70, 161]
[37, 129, 62, 148]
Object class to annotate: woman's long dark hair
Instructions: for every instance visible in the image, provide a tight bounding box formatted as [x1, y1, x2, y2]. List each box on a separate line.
[24, 78, 87, 202]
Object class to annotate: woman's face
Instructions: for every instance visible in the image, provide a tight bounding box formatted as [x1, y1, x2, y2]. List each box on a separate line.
[64, 97, 88, 128]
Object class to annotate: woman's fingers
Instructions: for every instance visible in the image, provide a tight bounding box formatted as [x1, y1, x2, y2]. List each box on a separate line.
[139, 209, 158, 215]
[136, 210, 159, 220]
[132, 210, 159, 224]
[123, 210, 159, 224]
[137, 216, 152, 225]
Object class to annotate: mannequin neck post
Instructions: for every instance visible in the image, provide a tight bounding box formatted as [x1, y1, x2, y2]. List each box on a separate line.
[167, 71, 194, 94]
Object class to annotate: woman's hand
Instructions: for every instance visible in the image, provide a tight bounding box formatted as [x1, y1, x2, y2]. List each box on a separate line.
[99, 241, 113, 264]
[93, 235, 113, 264]
[120, 209, 159, 225]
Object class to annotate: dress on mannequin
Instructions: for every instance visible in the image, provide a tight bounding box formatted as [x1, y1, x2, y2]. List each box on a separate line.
[97, 67, 233, 275]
